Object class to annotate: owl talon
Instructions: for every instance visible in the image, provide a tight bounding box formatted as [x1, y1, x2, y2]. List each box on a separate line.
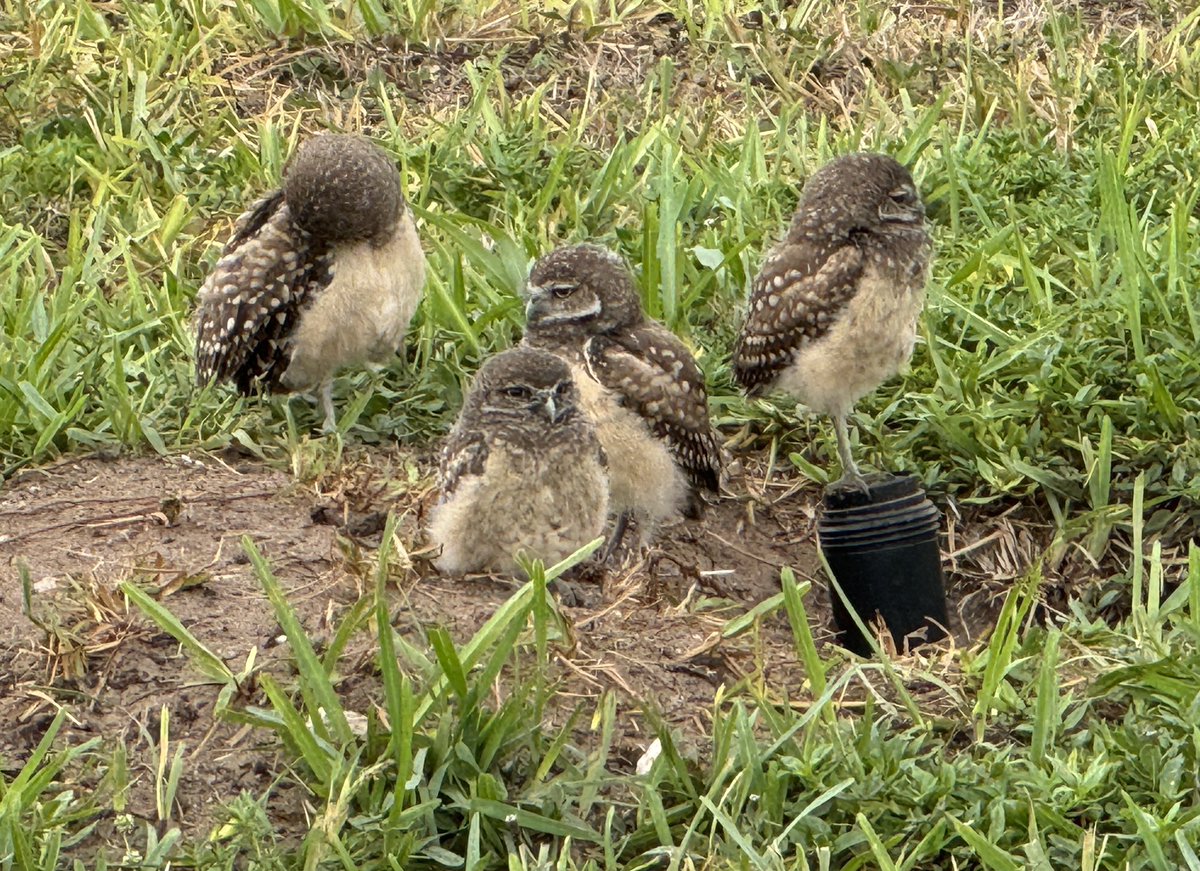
[601, 511, 633, 563]
[830, 470, 871, 497]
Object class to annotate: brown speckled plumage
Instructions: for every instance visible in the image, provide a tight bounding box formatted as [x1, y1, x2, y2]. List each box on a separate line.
[194, 133, 425, 429]
[732, 152, 932, 488]
[428, 347, 609, 576]
[523, 244, 721, 538]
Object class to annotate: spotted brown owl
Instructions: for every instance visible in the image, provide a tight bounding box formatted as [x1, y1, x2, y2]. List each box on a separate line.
[194, 133, 426, 432]
[732, 152, 931, 492]
[428, 347, 609, 576]
[522, 244, 721, 552]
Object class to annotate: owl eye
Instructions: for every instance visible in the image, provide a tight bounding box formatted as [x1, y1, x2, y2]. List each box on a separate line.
[504, 385, 532, 399]
[554, 382, 570, 396]
[550, 283, 576, 299]
[888, 186, 917, 205]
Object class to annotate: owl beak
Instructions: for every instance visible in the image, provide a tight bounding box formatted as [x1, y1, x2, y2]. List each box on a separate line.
[525, 287, 548, 322]
[535, 389, 558, 423]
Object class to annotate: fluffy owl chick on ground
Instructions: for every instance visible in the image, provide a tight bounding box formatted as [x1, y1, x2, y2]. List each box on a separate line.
[428, 347, 609, 576]
[732, 152, 932, 492]
[522, 244, 721, 553]
[194, 133, 425, 432]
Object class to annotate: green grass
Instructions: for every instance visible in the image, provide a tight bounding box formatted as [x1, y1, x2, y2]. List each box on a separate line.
[10, 521, 1200, 869]
[4, 0, 1200, 867]
[4, 0, 1198, 514]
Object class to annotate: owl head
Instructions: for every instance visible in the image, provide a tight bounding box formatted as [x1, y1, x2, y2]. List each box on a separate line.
[284, 133, 403, 245]
[524, 244, 644, 337]
[469, 347, 580, 426]
[789, 152, 925, 241]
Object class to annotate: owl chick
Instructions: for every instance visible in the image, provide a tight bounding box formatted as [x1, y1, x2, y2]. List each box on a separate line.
[194, 133, 426, 432]
[732, 152, 931, 492]
[522, 244, 721, 551]
[428, 347, 609, 576]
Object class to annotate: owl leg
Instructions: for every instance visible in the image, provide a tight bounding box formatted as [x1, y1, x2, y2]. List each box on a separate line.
[319, 381, 337, 433]
[831, 412, 869, 494]
[601, 511, 633, 562]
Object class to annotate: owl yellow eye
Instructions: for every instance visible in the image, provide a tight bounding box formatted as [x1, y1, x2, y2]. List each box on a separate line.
[551, 284, 576, 299]
[504, 386, 531, 399]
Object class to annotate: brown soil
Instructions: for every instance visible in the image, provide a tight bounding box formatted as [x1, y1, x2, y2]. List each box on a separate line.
[208, 0, 1175, 150]
[0, 450, 1011, 855]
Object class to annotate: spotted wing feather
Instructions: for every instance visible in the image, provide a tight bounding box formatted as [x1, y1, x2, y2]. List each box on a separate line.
[585, 326, 721, 493]
[225, 189, 286, 251]
[194, 192, 333, 393]
[732, 241, 864, 394]
[438, 428, 489, 501]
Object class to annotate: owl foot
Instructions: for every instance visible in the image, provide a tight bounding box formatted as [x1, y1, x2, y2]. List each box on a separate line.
[601, 511, 633, 563]
[828, 470, 872, 497]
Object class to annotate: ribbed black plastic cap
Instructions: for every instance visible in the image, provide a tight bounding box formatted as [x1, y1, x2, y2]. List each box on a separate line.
[818, 472, 950, 655]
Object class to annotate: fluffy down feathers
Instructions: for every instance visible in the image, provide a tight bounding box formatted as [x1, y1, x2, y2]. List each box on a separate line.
[584, 326, 720, 493]
[429, 347, 609, 576]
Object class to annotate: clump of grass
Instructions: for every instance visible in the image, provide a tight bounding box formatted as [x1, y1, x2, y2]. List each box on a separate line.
[124, 519, 612, 866]
[0, 511, 1194, 867]
[0, 710, 101, 869]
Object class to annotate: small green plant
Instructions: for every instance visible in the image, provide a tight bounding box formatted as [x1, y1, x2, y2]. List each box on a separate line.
[0, 711, 101, 870]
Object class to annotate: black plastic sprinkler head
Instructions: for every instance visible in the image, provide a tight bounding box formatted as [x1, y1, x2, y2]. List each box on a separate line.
[818, 472, 950, 656]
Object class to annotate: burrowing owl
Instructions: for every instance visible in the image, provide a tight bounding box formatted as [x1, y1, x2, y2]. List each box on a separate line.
[194, 133, 426, 432]
[428, 347, 609, 576]
[732, 152, 931, 492]
[522, 244, 721, 551]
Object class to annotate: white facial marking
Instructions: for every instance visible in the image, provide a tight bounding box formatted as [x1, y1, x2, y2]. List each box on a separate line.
[536, 296, 603, 324]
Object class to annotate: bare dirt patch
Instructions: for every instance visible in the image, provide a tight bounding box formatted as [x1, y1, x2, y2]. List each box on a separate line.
[0, 451, 1006, 854]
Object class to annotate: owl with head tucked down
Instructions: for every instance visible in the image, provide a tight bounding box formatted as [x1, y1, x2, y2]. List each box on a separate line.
[194, 133, 426, 432]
